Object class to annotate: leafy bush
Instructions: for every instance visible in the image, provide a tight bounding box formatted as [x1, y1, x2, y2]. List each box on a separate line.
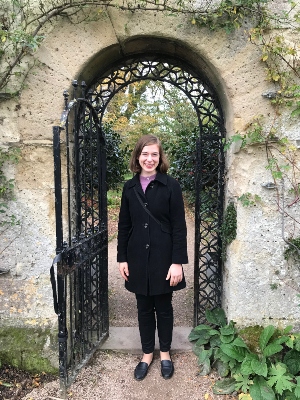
[103, 123, 130, 191]
[168, 127, 198, 199]
[168, 126, 219, 207]
[189, 308, 300, 399]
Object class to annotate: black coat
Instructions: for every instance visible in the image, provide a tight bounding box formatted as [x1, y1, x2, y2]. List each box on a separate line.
[117, 172, 188, 296]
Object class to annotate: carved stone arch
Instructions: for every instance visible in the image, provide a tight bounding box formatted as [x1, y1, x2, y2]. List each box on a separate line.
[78, 36, 230, 117]
[52, 37, 227, 390]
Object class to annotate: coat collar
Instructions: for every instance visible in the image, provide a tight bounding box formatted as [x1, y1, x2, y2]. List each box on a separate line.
[128, 171, 168, 189]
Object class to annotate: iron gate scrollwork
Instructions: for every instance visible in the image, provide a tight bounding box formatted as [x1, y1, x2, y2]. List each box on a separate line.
[87, 56, 226, 325]
[51, 82, 108, 392]
[51, 55, 225, 392]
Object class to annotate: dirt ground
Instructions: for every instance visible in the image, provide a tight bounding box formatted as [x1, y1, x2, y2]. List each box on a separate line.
[0, 211, 237, 400]
[21, 351, 237, 400]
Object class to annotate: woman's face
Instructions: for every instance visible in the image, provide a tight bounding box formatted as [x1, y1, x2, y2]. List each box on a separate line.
[138, 144, 160, 176]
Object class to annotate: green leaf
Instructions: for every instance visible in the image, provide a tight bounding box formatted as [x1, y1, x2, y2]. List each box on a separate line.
[198, 357, 211, 376]
[188, 324, 211, 341]
[251, 358, 268, 377]
[212, 377, 236, 394]
[205, 308, 227, 327]
[214, 359, 230, 377]
[283, 326, 294, 335]
[241, 353, 258, 375]
[193, 324, 212, 332]
[208, 329, 220, 336]
[267, 363, 295, 395]
[188, 331, 199, 342]
[284, 391, 298, 400]
[234, 373, 252, 393]
[291, 108, 300, 117]
[221, 334, 235, 344]
[263, 343, 283, 357]
[274, 335, 290, 345]
[286, 336, 295, 349]
[259, 325, 276, 351]
[210, 334, 222, 348]
[193, 342, 204, 357]
[214, 347, 235, 364]
[220, 343, 247, 362]
[228, 358, 238, 370]
[294, 376, 300, 398]
[198, 347, 212, 363]
[250, 376, 276, 400]
[284, 349, 300, 375]
[220, 322, 235, 336]
[194, 331, 212, 346]
[232, 337, 249, 348]
[295, 337, 300, 352]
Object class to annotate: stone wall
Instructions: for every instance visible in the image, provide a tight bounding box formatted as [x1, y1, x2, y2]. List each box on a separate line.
[0, 1, 299, 370]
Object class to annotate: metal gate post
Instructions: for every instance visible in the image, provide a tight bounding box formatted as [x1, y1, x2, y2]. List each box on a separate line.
[53, 126, 68, 396]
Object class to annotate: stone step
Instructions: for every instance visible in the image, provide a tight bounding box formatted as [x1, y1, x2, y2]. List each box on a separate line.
[100, 326, 193, 354]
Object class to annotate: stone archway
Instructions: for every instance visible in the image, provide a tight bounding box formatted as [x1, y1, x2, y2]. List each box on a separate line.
[51, 42, 226, 388]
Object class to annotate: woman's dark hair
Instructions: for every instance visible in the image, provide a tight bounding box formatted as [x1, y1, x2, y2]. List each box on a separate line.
[129, 135, 169, 174]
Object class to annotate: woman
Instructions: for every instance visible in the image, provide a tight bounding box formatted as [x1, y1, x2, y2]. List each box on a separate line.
[117, 134, 188, 381]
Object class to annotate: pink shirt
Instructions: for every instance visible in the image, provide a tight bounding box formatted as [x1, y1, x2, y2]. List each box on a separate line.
[140, 174, 156, 193]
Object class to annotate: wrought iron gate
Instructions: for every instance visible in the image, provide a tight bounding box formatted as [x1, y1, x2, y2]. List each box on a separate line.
[51, 55, 225, 392]
[51, 82, 108, 392]
[87, 55, 226, 325]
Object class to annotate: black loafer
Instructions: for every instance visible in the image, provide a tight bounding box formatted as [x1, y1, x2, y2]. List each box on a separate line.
[134, 361, 151, 381]
[161, 359, 174, 379]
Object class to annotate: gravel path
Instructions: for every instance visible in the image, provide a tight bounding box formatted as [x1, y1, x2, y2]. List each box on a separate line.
[23, 351, 236, 400]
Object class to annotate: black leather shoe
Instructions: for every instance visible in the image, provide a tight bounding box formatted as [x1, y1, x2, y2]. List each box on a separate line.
[134, 361, 151, 381]
[161, 359, 174, 379]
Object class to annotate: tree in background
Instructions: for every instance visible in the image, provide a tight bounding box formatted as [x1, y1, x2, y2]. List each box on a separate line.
[103, 79, 199, 195]
[102, 122, 130, 190]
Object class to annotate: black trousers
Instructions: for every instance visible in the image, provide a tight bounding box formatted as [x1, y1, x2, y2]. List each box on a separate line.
[135, 292, 173, 354]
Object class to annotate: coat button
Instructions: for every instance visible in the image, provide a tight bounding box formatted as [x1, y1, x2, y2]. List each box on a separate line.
[145, 244, 150, 249]
[144, 203, 148, 207]
[144, 223, 148, 228]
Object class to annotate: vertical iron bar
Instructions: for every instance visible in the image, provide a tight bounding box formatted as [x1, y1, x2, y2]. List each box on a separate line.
[98, 123, 109, 333]
[68, 271, 74, 374]
[88, 112, 94, 343]
[53, 126, 68, 395]
[73, 85, 81, 239]
[217, 124, 226, 308]
[194, 134, 201, 327]
[63, 90, 72, 247]
[53, 126, 63, 254]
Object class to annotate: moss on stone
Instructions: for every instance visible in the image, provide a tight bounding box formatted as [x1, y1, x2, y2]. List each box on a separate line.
[0, 326, 58, 374]
[238, 325, 264, 353]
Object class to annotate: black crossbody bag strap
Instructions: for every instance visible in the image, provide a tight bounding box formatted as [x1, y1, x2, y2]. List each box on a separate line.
[133, 186, 161, 226]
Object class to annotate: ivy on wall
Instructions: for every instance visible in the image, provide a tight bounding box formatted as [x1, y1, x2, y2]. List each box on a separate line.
[0, 0, 299, 103]
[221, 202, 237, 260]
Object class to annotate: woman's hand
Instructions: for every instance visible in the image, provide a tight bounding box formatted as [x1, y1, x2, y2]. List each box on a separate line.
[166, 264, 183, 286]
[119, 262, 129, 281]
